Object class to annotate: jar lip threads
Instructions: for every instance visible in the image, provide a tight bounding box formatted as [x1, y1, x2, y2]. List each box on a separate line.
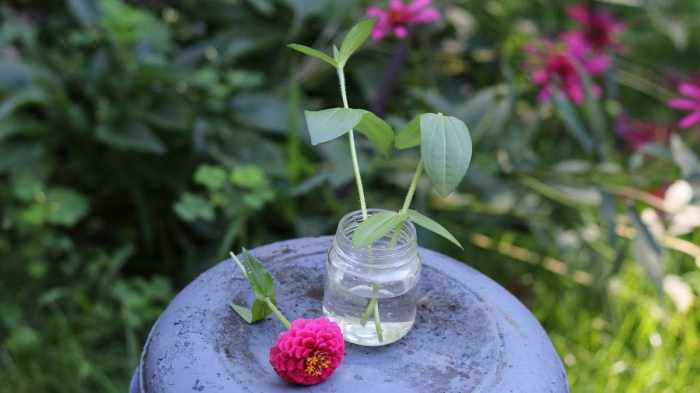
[333, 209, 418, 269]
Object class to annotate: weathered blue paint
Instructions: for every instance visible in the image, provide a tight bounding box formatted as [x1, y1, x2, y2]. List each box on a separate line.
[130, 237, 569, 392]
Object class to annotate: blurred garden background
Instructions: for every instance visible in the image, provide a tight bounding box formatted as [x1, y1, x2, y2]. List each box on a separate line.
[1, 0, 699, 391]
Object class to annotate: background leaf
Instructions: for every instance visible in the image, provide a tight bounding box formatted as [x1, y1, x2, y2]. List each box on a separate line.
[628, 207, 664, 292]
[552, 88, 594, 154]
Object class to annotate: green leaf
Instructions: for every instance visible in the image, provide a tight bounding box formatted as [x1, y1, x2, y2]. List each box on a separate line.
[305, 108, 364, 145]
[194, 165, 228, 191]
[551, 88, 594, 153]
[576, 64, 606, 153]
[67, 0, 102, 27]
[230, 165, 268, 189]
[336, 19, 375, 67]
[670, 134, 700, 178]
[395, 116, 420, 149]
[0, 143, 43, 173]
[230, 299, 271, 324]
[304, 108, 392, 154]
[230, 303, 253, 323]
[45, 188, 89, 227]
[96, 123, 165, 155]
[354, 111, 394, 156]
[628, 207, 663, 292]
[352, 211, 405, 248]
[235, 249, 276, 299]
[287, 44, 336, 68]
[420, 113, 473, 197]
[231, 94, 290, 134]
[406, 210, 462, 249]
[173, 193, 214, 222]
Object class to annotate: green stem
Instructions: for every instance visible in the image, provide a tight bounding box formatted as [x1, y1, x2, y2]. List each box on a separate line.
[372, 296, 383, 343]
[337, 65, 368, 219]
[400, 159, 423, 214]
[264, 297, 291, 329]
[389, 159, 424, 247]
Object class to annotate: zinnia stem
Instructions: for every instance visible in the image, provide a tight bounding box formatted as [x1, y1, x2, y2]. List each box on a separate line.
[337, 65, 368, 220]
[265, 297, 291, 329]
[389, 159, 424, 247]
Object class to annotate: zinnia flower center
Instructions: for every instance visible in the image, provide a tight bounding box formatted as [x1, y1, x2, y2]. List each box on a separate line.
[585, 20, 611, 49]
[304, 352, 331, 377]
[388, 9, 410, 26]
[547, 54, 575, 78]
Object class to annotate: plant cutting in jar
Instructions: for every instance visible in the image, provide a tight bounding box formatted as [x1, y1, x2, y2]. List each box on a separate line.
[288, 19, 473, 346]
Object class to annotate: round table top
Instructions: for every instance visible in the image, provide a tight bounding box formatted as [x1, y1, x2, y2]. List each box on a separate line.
[131, 237, 569, 393]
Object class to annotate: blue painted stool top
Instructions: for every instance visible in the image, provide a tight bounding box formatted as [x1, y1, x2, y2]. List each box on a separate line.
[130, 237, 569, 393]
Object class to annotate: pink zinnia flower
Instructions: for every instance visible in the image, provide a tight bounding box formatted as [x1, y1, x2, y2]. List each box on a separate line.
[269, 317, 345, 385]
[615, 114, 669, 151]
[367, 0, 441, 41]
[567, 4, 624, 52]
[669, 82, 700, 129]
[526, 38, 606, 104]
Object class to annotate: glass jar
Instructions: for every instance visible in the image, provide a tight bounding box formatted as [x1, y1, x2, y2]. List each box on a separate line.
[322, 209, 421, 346]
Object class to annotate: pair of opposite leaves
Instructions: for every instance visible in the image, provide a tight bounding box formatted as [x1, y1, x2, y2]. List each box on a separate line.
[305, 109, 472, 198]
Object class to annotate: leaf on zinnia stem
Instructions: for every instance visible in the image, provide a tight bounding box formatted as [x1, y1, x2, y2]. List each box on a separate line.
[230, 299, 272, 324]
[395, 115, 420, 149]
[304, 108, 393, 155]
[287, 44, 336, 68]
[354, 111, 394, 156]
[407, 210, 462, 249]
[236, 249, 276, 300]
[336, 19, 375, 67]
[420, 113, 472, 197]
[352, 211, 405, 248]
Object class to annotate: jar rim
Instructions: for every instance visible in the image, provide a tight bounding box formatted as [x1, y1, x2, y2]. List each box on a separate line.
[333, 208, 418, 266]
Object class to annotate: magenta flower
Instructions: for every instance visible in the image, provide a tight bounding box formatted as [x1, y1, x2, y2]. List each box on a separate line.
[269, 317, 345, 385]
[526, 39, 605, 104]
[669, 82, 700, 129]
[566, 4, 624, 52]
[615, 114, 668, 151]
[367, 0, 441, 41]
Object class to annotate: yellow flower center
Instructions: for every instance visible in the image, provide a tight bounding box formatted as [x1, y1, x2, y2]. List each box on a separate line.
[304, 352, 330, 377]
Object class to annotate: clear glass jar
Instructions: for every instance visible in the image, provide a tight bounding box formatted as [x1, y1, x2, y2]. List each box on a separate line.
[322, 209, 421, 346]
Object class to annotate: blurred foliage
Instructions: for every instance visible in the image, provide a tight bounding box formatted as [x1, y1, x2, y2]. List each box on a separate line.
[0, 0, 699, 392]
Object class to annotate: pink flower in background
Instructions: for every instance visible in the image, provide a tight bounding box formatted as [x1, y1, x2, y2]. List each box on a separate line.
[566, 4, 624, 52]
[669, 82, 700, 129]
[367, 0, 441, 41]
[269, 318, 344, 385]
[615, 114, 669, 151]
[526, 39, 605, 104]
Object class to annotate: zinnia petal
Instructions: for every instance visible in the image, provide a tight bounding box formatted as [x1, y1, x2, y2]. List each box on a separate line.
[669, 98, 700, 110]
[678, 111, 700, 129]
[584, 54, 611, 74]
[566, 5, 590, 24]
[394, 26, 408, 38]
[390, 0, 405, 11]
[410, 8, 441, 23]
[679, 83, 700, 100]
[269, 317, 345, 385]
